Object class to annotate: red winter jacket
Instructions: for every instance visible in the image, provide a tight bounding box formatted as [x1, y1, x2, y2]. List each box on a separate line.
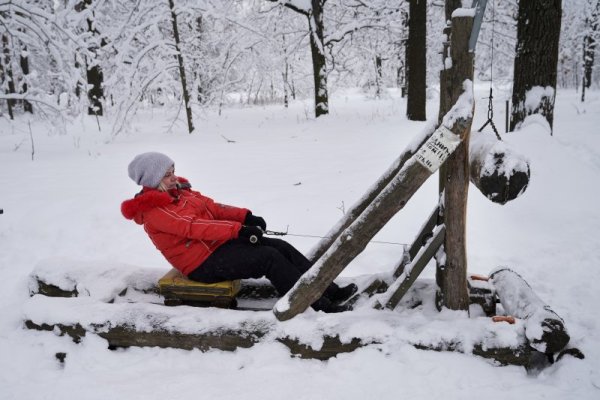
[121, 178, 249, 276]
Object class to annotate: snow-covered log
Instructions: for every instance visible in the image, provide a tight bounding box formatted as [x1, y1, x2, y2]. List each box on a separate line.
[470, 132, 530, 204]
[23, 292, 546, 369]
[490, 268, 570, 354]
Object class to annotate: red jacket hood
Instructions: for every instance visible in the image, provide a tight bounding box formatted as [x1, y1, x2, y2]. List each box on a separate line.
[121, 177, 190, 221]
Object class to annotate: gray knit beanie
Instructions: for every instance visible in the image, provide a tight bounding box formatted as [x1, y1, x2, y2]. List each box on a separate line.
[128, 152, 174, 188]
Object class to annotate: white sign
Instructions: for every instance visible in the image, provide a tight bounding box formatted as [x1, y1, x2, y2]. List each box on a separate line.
[415, 125, 461, 172]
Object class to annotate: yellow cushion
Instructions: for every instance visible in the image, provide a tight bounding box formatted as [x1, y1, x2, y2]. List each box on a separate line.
[158, 268, 241, 299]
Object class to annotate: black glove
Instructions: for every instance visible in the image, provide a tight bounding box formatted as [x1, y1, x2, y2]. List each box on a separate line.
[239, 225, 263, 244]
[244, 213, 267, 231]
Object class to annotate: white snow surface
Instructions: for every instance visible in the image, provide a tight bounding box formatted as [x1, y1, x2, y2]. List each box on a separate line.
[1, 87, 600, 399]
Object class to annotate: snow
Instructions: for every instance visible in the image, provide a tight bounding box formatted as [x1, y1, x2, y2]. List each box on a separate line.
[1, 86, 600, 399]
[524, 86, 555, 113]
[452, 8, 477, 18]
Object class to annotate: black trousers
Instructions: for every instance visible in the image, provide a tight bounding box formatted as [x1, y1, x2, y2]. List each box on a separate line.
[188, 237, 339, 298]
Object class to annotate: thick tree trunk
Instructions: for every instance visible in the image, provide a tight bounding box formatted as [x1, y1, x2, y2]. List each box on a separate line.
[308, 1, 328, 117]
[168, 0, 195, 133]
[436, 16, 474, 312]
[510, 0, 562, 133]
[406, 0, 426, 121]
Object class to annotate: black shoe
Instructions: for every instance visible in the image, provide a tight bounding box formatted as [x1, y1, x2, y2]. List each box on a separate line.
[312, 297, 352, 313]
[328, 283, 358, 304]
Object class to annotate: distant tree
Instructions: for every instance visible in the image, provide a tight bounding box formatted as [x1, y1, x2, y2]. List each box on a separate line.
[406, 0, 426, 121]
[167, 0, 194, 133]
[268, 0, 328, 117]
[582, 0, 600, 102]
[75, 0, 105, 116]
[510, 0, 562, 133]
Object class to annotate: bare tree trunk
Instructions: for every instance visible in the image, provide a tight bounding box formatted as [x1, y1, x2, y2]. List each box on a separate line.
[582, 0, 599, 102]
[308, 1, 329, 117]
[406, 0, 426, 121]
[168, 0, 195, 133]
[375, 55, 383, 98]
[75, 0, 105, 116]
[510, 0, 562, 133]
[19, 44, 33, 114]
[1, 34, 16, 119]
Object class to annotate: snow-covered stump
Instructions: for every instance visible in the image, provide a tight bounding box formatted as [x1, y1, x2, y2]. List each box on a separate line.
[490, 268, 570, 354]
[469, 132, 530, 204]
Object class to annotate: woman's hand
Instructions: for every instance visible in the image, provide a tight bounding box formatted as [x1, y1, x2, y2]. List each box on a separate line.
[244, 213, 267, 231]
[239, 225, 263, 244]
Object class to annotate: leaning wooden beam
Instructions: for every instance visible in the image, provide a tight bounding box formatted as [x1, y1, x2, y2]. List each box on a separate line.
[469, 132, 530, 204]
[490, 268, 570, 354]
[374, 225, 446, 310]
[306, 122, 437, 264]
[393, 205, 441, 278]
[274, 86, 474, 321]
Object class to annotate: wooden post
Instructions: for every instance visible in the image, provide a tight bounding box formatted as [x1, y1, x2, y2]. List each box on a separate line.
[436, 15, 474, 311]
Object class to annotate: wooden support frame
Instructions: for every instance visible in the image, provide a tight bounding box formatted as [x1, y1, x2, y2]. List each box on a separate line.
[274, 14, 475, 322]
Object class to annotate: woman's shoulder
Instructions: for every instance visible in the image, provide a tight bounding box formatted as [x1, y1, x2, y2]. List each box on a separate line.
[121, 190, 173, 220]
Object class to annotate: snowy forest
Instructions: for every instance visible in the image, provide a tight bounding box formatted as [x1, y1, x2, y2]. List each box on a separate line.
[2, 1, 600, 399]
[1, 0, 598, 133]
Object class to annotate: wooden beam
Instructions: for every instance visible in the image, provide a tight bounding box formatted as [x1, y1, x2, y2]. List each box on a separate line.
[307, 124, 436, 264]
[375, 226, 446, 310]
[393, 205, 442, 278]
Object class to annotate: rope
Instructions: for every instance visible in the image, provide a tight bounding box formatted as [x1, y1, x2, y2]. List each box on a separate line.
[264, 230, 407, 247]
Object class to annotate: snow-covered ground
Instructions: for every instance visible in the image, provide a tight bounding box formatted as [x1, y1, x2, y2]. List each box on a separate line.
[1, 86, 599, 399]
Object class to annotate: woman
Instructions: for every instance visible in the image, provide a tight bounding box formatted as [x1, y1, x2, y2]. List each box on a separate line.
[121, 152, 356, 313]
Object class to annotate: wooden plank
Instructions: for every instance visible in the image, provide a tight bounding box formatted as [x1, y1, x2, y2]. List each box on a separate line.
[393, 205, 441, 278]
[375, 226, 446, 310]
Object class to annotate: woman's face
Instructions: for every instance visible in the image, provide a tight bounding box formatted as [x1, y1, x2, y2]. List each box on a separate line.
[160, 166, 177, 190]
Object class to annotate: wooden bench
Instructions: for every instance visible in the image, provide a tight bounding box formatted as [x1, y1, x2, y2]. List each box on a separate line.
[158, 269, 241, 308]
